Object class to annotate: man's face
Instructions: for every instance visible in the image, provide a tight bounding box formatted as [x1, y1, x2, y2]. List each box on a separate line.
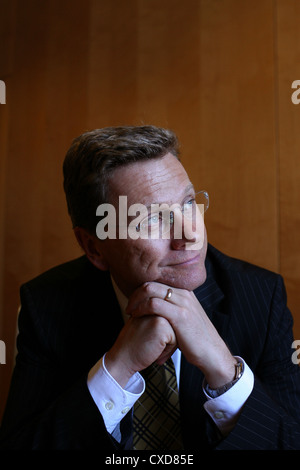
[96, 152, 208, 297]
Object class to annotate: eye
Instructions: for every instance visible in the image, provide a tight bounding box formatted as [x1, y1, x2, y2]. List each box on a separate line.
[183, 197, 195, 209]
[136, 213, 161, 232]
[186, 198, 195, 206]
[148, 213, 160, 226]
[182, 197, 196, 218]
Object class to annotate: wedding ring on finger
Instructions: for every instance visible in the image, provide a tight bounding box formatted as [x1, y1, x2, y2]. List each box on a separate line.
[164, 288, 173, 301]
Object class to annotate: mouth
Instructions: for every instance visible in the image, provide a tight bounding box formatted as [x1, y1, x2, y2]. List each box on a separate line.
[168, 253, 201, 267]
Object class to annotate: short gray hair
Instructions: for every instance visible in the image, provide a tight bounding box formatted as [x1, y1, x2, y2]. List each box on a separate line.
[63, 125, 180, 233]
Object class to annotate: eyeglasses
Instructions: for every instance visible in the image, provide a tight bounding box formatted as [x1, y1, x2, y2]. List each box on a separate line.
[136, 190, 209, 238]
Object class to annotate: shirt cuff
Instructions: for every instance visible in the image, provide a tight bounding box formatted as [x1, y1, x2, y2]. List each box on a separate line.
[203, 356, 254, 435]
[87, 353, 145, 433]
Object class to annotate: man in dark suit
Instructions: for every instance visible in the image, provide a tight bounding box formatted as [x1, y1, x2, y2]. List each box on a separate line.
[1, 126, 300, 450]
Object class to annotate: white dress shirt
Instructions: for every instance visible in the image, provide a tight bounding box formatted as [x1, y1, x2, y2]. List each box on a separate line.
[87, 278, 254, 437]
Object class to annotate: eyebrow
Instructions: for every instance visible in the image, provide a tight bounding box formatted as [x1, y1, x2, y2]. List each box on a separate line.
[184, 182, 195, 195]
[143, 182, 195, 211]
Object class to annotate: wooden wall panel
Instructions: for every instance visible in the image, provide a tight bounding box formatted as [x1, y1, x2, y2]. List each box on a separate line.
[193, 0, 278, 273]
[0, 0, 49, 415]
[276, 0, 300, 337]
[88, 0, 140, 126]
[39, 0, 90, 271]
[0, 0, 16, 342]
[1, 0, 300, 420]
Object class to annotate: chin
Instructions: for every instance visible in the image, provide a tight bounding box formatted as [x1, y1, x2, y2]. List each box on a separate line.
[162, 265, 207, 291]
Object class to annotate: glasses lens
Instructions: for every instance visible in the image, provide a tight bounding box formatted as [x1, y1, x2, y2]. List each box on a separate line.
[181, 191, 209, 221]
[136, 191, 209, 238]
[196, 191, 209, 213]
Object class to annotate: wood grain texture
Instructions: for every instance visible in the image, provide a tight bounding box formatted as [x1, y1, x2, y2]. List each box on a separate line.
[276, 0, 300, 338]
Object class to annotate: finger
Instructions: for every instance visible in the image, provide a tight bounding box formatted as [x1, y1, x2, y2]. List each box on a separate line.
[126, 282, 165, 313]
[155, 344, 178, 365]
[126, 282, 179, 314]
[128, 296, 182, 328]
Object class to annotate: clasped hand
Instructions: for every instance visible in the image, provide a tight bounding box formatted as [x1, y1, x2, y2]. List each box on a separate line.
[105, 281, 236, 389]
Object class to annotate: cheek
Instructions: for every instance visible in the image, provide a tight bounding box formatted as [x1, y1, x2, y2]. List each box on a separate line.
[128, 241, 166, 276]
[102, 238, 168, 286]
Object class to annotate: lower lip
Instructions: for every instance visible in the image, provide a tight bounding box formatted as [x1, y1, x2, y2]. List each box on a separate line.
[173, 254, 201, 267]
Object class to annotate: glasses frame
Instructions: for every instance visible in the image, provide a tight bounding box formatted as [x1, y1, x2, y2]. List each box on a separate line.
[136, 190, 209, 237]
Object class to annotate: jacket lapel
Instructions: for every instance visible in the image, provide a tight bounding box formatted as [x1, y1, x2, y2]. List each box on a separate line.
[179, 256, 230, 449]
[193, 254, 229, 339]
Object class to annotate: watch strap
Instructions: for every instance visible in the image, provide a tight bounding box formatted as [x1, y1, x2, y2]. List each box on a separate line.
[205, 360, 244, 398]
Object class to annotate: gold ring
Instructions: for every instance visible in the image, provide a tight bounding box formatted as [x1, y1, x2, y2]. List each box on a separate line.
[164, 288, 173, 301]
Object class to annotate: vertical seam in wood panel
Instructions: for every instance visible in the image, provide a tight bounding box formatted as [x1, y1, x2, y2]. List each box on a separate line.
[272, 0, 281, 274]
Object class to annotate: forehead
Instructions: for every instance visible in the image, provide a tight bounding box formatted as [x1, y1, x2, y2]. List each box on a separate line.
[108, 152, 192, 205]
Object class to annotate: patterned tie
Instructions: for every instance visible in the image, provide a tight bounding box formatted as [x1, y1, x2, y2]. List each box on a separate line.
[133, 358, 183, 450]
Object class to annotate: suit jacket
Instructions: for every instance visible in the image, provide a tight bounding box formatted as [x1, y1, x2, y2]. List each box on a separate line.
[1, 244, 300, 450]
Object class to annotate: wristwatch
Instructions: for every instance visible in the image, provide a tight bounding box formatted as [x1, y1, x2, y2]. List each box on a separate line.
[205, 360, 244, 398]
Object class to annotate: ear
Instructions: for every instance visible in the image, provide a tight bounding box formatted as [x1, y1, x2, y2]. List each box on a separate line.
[74, 227, 109, 271]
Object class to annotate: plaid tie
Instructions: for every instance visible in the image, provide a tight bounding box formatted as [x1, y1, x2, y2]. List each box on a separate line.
[133, 358, 183, 450]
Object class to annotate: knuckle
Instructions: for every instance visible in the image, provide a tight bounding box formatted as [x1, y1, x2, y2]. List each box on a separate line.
[155, 315, 167, 326]
[149, 315, 166, 329]
[157, 317, 172, 335]
[180, 296, 190, 309]
[148, 296, 159, 312]
[181, 309, 189, 323]
[142, 282, 152, 294]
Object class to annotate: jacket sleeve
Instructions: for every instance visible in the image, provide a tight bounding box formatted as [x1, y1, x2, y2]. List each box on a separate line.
[0, 287, 131, 450]
[216, 275, 300, 450]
